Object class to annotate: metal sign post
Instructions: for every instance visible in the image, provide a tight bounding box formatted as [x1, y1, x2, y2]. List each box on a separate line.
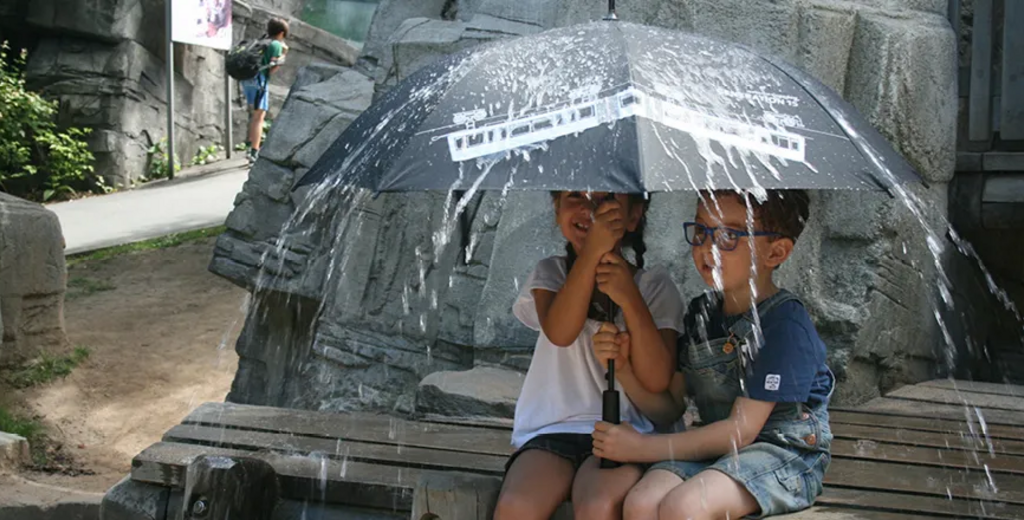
[166, 0, 175, 179]
[225, 73, 232, 158]
[167, 0, 234, 173]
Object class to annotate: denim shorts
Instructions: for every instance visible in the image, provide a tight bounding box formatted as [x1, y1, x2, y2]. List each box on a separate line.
[647, 442, 830, 518]
[242, 77, 269, 111]
[505, 433, 594, 473]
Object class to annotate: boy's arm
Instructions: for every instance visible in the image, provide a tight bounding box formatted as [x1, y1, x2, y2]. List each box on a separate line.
[594, 396, 775, 463]
[267, 41, 285, 74]
[617, 365, 686, 427]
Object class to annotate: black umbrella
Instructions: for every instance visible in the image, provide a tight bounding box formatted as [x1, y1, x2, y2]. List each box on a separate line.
[292, 9, 925, 470]
[294, 20, 924, 195]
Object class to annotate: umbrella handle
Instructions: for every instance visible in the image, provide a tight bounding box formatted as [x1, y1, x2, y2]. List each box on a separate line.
[600, 297, 622, 469]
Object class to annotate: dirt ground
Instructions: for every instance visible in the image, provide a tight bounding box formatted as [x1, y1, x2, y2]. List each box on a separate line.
[3, 236, 247, 493]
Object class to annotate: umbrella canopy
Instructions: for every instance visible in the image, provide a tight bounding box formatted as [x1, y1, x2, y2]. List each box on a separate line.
[295, 20, 924, 194]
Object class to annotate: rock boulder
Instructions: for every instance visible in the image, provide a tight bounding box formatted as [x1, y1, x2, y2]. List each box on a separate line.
[0, 193, 68, 367]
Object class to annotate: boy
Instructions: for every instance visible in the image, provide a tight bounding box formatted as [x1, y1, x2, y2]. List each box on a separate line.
[242, 17, 289, 164]
[591, 189, 835, 520]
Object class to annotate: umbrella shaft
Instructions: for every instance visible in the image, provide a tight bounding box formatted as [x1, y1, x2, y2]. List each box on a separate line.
[608, 0, 616, 14]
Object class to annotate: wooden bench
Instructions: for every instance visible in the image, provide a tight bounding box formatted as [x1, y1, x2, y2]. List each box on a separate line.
[111, 379, 1024, 519]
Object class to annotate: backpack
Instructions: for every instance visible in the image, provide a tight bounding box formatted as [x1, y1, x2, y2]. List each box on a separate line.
[226, 36, 271, 81]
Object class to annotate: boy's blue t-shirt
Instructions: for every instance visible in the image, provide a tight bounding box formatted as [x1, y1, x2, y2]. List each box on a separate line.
[683, 296, 832, 407]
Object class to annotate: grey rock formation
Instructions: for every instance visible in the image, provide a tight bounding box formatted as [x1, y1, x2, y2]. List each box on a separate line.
[0, 432, 30, 471]
[0, 193, 68, 367]
[1, 0, 359, 187]
[212, 0, 960, 415]
[417, 366, 524, 419]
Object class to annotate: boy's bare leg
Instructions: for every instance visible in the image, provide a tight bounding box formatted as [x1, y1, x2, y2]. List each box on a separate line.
[493, 450, 574, 520]
[658, 469, 759, 520]
[623, 469, 683, 520]
[571, 456, 643, 520]
[248, 108, 267, 150]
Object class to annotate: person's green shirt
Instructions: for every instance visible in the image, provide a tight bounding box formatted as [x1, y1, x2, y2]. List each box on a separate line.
[261, 40, 285, 81]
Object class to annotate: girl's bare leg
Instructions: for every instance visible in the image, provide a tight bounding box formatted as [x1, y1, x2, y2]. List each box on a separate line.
[493, 450, 575, 520]
[571, 456, 644, 520]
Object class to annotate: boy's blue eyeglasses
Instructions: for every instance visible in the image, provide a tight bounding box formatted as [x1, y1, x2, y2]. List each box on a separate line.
[683, 222, 781, 252]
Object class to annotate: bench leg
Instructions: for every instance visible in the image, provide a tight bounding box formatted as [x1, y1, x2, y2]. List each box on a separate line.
[180, 455, 279, 520]
[411, 471, 502, 520]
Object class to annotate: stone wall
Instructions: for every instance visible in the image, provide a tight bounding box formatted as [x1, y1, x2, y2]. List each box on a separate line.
[211, 0, 959, 415]
[0, 0, 357, 187]
[0, 194, 68, 367]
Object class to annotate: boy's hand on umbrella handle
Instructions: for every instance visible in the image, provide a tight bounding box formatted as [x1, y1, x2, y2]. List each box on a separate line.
[585, 200, 625, 256]
[596, 252, 638, 306]
[594, 322, 630, 371]
[592, 421, 643, 462]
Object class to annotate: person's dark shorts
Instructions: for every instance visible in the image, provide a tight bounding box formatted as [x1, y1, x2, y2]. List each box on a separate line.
[504, 433, 594, 473]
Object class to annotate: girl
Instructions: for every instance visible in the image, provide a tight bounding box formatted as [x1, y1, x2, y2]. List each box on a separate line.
[493, 191, 684, 520]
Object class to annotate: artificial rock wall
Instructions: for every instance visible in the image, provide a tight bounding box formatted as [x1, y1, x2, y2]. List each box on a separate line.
[211, 0, 959, 416]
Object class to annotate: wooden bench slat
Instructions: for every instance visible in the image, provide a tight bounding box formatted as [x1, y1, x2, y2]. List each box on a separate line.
[131, 442, 419, 511]
[163, 424, 508, 475]
[832, 422, 1024, 457]
[918, 379, 1024, 398]
[183, 402, 515, 457]
[830, 409, 1024, 441]
[818, 487, 1024, 520]
[857, 397, 1024, 427]
[781, 507, 964, 520]
[831, 438, 1024, 475]
[823, 458, 1024, 505]
[888, 385, 1024, 413]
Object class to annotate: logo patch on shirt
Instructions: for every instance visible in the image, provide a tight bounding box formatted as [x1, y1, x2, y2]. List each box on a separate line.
[765, 374, 782, 391]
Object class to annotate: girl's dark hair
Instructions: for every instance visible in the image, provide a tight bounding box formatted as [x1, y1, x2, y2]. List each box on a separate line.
[552, 192, 649, 321]
[267, 17, 289, 38]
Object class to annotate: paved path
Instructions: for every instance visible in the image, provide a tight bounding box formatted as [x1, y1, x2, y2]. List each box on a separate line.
[46, 159, 249, 255]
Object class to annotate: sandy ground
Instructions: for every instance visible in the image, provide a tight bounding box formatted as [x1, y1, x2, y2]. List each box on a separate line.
[4, 237, 247, 493]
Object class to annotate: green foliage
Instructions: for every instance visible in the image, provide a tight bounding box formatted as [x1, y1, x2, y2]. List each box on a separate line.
[146, 137, 181, 180]
[191, 143, 222, 166]
[7, 347, 91, 389]
[0, 41, 98, 202]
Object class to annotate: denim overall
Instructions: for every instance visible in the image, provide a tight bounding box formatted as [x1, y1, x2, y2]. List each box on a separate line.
[650, 289, 835, 517]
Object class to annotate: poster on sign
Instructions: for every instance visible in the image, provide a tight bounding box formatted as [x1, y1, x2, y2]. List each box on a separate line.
[171, 0, 232, 50]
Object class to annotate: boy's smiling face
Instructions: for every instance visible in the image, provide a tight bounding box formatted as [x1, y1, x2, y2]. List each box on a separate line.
[691, 193, 793, 294]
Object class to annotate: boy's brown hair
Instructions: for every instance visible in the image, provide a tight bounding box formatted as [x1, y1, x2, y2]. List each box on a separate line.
[709, 189, 810, 242]
[267, 17, 289, 38]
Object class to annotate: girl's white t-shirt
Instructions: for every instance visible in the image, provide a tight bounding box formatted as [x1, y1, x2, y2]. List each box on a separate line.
[510, 255, 686, 449]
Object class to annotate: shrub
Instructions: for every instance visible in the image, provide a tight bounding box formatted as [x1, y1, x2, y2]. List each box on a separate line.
[0, 41, 101, 202]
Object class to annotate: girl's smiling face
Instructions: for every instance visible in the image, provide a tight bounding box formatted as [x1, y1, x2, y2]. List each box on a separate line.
[554, 191, 640, 254]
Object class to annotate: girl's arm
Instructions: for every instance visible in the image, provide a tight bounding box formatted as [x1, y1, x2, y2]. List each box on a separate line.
[620, 290, 676, 392]
[594, 397, 776, 463]
[534, 251, 602, 347]
[596, 254, 676, 392]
